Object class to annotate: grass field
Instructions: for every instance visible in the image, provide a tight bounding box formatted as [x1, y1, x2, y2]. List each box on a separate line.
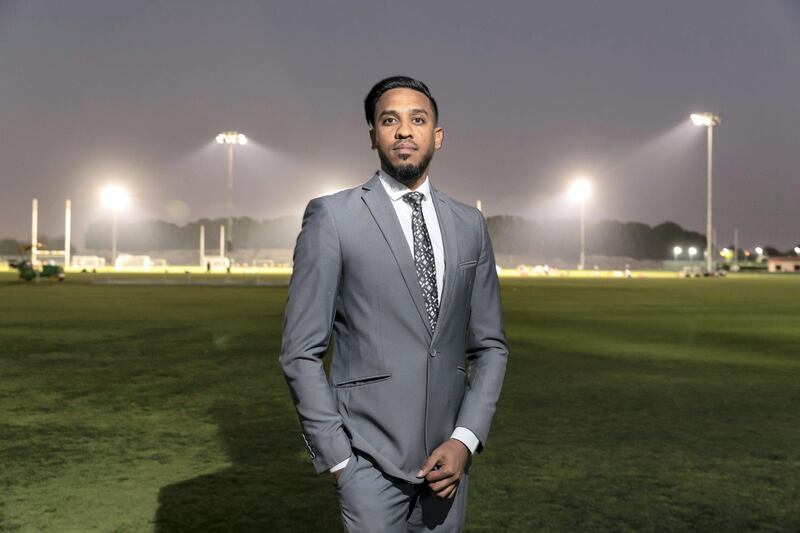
[1, 272, 799, 532]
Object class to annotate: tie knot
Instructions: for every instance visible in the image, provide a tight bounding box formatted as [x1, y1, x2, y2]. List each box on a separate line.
[402, 191, 424, 208]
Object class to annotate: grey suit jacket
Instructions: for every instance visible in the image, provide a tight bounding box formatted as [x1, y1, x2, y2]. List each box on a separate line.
[279, 172, 508, 484]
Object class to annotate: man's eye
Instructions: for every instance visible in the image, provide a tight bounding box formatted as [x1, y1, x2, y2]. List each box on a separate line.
[382, 117, 396, 125]
[412, 117, 425, 124]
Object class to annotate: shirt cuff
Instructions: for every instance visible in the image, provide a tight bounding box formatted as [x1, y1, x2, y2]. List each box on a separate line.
[329, 456, 350, 473]
[450, 427, 480, 454]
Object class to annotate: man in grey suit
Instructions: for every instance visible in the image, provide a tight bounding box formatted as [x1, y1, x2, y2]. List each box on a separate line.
[279, 76, 508, 532]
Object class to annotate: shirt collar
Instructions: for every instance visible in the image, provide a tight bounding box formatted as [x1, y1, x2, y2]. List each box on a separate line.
[377, 169, 432, 203]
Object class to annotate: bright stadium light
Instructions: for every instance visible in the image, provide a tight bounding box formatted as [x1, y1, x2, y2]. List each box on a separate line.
[688, 246, 698, 260]
[755, 246, 764, 256]
[100, 185, 130, 265]
[101, 185, 130, 211]
[215, 130, 248, 260]
[568, 178, 592, 203]
[690, 111, 722, 273]
[690, 113, 720, 127]
[673, 246, 682, 260]
[569, 177, 592, 270]
[216, 131, 248, 145]
[794, 246, 800, 255]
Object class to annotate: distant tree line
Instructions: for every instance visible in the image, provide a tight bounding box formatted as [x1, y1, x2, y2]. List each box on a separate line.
[84, 216, 300, 252]
[0, 239, 24, 255]
[1, 215, 792, 261]
[485, 216, 709, 260]
[0, 236, 72, 256]
[79, 215, 726, 260]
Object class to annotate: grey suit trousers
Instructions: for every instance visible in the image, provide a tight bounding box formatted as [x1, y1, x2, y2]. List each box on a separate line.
[334, 450, 471, 532]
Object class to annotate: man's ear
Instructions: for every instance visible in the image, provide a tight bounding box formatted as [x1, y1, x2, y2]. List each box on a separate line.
[369, 128, 377, 150]
[434, 126, 444, 150]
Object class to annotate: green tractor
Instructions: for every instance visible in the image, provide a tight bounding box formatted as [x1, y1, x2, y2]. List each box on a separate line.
[9, 260, 65, 282]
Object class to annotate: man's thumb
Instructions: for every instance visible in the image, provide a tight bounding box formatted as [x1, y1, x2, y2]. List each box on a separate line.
[416, 453, 440, 478]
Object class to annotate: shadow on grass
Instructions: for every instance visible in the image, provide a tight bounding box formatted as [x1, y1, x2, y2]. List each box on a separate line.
[154, 403, 342, 533]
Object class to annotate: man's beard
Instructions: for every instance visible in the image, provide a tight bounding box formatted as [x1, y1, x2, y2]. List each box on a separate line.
[378, 148, 434, 185]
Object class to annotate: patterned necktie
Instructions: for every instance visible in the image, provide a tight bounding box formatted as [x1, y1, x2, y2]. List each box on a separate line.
[402, 191, 439, 331]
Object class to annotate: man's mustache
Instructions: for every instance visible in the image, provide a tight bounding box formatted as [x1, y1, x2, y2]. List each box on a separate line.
[393, 141, 418, 150]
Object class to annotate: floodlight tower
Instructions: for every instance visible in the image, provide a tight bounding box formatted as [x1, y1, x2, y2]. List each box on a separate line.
[101, 185, 130, 265]
[31, 199, 38, 264]
[215, 131, 248, 257]
[690, 112, 722, 273]
[569, 177, 592, 270]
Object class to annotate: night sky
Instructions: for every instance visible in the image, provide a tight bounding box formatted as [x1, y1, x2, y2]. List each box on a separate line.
[1, 1, 798, 249]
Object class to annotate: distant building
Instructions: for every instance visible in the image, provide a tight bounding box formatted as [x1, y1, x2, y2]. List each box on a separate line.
[767, 256, 800, 273]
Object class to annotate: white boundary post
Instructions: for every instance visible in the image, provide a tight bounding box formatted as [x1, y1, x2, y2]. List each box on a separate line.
[200, 224, 205, 267]
[64, 199, 72, 269]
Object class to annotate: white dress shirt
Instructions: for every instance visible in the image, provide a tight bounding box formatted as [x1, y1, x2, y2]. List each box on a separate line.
[378, 170, 444, 304]
[330, 170, 480, 473]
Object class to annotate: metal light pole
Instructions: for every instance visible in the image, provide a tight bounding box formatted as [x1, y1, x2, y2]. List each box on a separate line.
[579, 200, 586, 270]
[111, 211, 118, 264]
[569, 177, 592, 270]
[101, 186, 130, 267]
[215, 131, 248, 257]
[691, 112, 721, 273]
[31, 198, 38, 265]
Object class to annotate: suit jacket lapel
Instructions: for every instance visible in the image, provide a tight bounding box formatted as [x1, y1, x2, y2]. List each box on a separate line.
[361, 173, 433, 339]
[429, 184, 459, 343]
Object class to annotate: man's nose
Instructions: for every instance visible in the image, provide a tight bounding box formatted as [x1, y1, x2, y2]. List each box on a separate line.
[395, 120, 413, 138]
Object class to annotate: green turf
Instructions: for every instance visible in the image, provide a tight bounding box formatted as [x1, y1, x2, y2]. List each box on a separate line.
[1, 273, 799, 532]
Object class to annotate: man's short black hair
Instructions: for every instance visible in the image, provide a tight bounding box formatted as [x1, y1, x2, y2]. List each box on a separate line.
[364, 76, 439, 128]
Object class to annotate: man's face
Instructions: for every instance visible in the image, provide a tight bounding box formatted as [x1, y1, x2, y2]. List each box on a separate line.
[370, 88, 443, 183]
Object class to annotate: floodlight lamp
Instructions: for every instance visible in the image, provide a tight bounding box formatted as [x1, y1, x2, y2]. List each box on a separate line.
[568, 178, 592, 203]
[673, 246, 682, 256]
[688, 247, 698, 257]
[690, 112, 721, 127]
[101, 186, 130, 211]
[755, 246, 764, 255]
[794, 246, 800, 255]
[215, 130, 247, 145]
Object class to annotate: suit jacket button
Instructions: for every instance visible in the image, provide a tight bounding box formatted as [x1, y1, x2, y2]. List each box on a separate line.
[429, 349, 438, 357]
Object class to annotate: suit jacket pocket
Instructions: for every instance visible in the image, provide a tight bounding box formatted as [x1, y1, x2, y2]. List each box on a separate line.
[334, 373, 392, 388]
[457, 259, 478, 268]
